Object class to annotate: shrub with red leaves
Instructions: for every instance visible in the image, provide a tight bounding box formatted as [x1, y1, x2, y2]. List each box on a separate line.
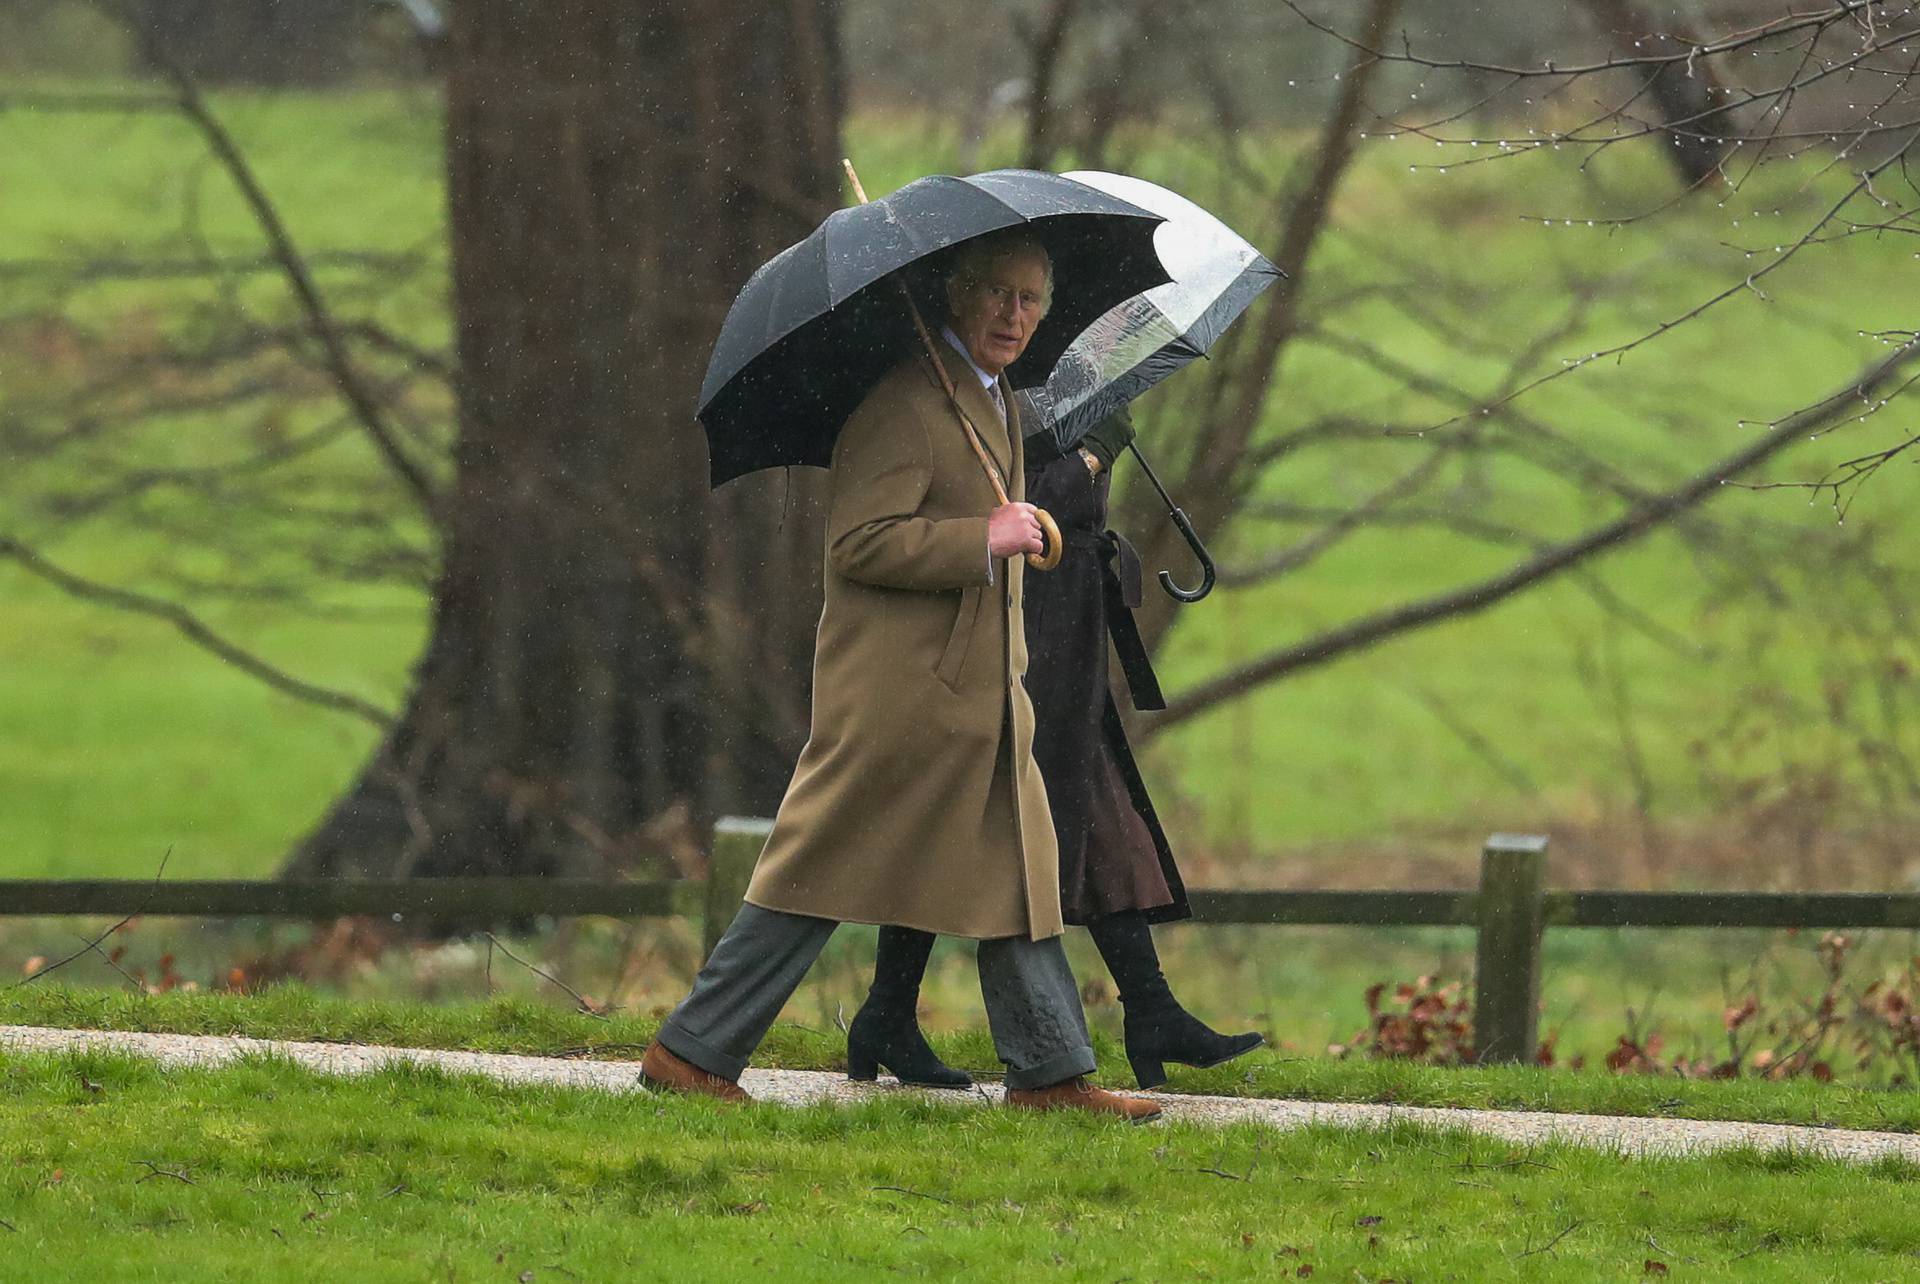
[1331, 975, 1476, 1066]
[1336, 931, 1919, 1083]
[1592, 934, 1917, 1083]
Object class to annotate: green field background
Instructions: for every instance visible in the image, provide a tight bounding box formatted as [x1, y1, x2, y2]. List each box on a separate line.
[5, 89, 1920, 1068]
[5, 90, 1916, 881]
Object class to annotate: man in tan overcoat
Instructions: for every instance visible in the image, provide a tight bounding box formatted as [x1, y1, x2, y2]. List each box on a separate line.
[642, 228, 1158, 1120]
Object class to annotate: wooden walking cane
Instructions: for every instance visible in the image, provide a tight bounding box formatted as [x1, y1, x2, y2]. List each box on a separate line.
[841, 158, 1063, 572]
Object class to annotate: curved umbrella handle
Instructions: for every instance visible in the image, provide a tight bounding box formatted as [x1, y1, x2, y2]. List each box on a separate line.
[1158, 506, 1216, 603]
[1027, 508, 1064, 572]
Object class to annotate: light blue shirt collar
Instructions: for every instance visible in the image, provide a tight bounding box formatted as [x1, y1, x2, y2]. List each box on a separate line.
[939, 325, 999, 392]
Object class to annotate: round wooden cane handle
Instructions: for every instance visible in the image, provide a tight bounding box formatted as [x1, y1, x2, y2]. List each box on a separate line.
[1025, 508, 1064, 571]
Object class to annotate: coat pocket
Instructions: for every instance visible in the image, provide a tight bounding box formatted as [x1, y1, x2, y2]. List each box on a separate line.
[936, 586, 982, 692]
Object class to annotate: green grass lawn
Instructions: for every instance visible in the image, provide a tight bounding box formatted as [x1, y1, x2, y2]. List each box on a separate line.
[3, 1043, 1919, 1282]
[8, 985, 1920, 1134]
[5, 908, 1919, 1090]
[6, 88, 1920, 1116]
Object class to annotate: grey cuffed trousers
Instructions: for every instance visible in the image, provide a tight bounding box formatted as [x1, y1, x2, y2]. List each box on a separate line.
[657, 903, 1096, 1090]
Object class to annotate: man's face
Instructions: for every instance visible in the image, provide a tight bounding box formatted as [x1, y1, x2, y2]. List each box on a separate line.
[946, 251, 1048, 377]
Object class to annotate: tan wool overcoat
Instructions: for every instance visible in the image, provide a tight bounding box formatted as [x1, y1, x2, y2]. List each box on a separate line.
[743, 335, 1063, 941]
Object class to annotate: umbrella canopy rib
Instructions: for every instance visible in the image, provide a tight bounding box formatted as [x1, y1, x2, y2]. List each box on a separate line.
[697, 169, 1169, 489]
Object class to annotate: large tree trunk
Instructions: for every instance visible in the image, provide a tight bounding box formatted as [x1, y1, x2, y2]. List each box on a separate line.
[285, 0, 841, 880]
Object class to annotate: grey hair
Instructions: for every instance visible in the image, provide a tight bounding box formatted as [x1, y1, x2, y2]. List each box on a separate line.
[942, 228, 1054, 320]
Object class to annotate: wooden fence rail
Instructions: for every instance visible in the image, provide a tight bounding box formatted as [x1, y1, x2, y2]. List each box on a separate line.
[8, 824, 1920, 1065]
[0, 879, 698, 920]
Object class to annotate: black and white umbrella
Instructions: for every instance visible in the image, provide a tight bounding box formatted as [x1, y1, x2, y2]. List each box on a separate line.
[1014, 172, 1283, 604]
[696, 169, 1168, 488]
[1014, 171, 1282, 454]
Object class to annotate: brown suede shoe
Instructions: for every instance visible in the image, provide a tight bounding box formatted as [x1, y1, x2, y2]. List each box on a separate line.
[639, 1039, 750, 1104]
[1004, 1076, 1162, 1123]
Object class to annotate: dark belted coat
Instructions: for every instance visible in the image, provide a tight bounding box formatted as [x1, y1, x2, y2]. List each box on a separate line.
[1021, 429, 1190, 926]
[743, 335, 1062, 941]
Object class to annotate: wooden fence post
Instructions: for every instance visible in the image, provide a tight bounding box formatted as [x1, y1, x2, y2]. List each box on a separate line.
[704, 817, 772, 963]
[1473, 833, 1548, 1065]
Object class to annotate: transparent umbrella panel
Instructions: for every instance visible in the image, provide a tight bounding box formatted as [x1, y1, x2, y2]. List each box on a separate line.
[1015, 170, 1282, 453]
[1012, 172, 1282, 604]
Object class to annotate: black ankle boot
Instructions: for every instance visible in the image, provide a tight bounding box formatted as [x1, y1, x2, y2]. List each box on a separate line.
[1117, 992, 1266, 1089]
[846, 1001, 974, 1089]
[847, 926, 972, 1090]
[1088, 911, 1264, 1089]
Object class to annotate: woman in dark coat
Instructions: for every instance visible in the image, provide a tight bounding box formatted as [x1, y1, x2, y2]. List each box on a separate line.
[847, 409, 1262, 1089]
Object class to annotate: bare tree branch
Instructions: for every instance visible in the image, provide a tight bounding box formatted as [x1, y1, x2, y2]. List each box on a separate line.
[1398, 681, 1540, 792]
[0, 535, 395, 730]
[1217, 448, 1450, 586]
[1148, 341, 1920, 733]
[1283, 0, 1879, 82]
[99, 0, 444, 520]
[0, 250, 428, 287]
[8, 849, 171, 991]
[1121, 0, 1402, 655]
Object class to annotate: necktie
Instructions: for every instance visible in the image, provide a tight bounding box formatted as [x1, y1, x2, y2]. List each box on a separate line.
[988, 382, 1006, 425]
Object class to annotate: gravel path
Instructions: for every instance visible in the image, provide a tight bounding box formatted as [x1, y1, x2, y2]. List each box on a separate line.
[6, 1023, 1918, 1165]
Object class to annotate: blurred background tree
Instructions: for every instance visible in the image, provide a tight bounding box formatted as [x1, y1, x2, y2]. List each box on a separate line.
[286, 0, 844, 878]
[4, 0, 1919, 898]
